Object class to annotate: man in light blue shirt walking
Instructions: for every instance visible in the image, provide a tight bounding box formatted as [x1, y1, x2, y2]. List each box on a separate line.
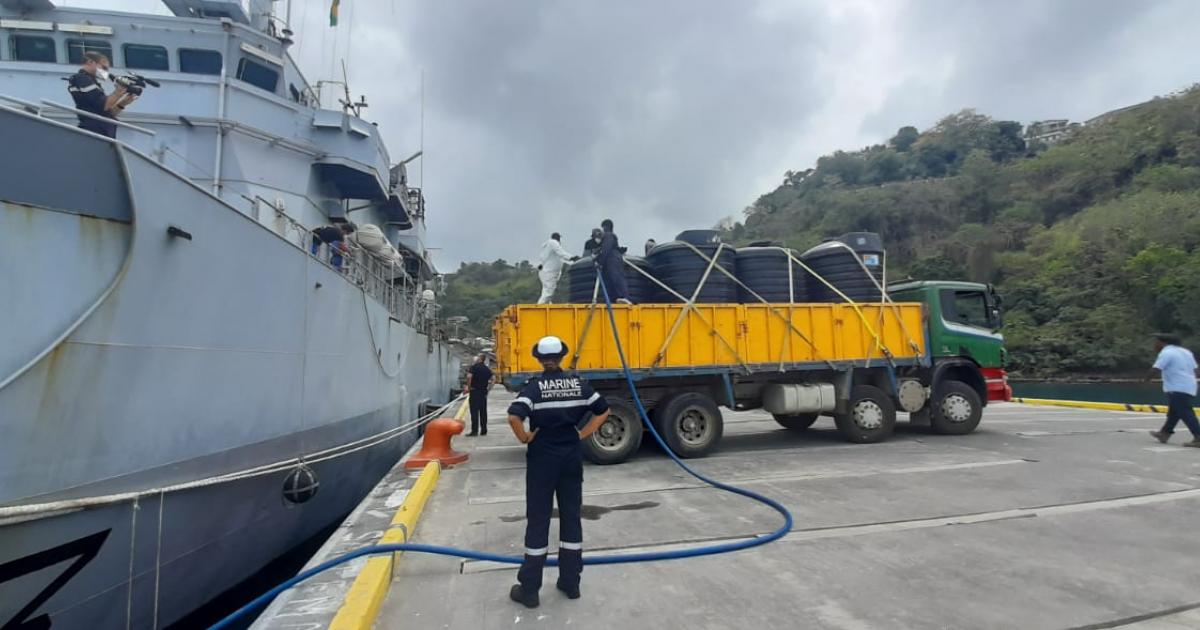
[1148, 333, 1200, 446]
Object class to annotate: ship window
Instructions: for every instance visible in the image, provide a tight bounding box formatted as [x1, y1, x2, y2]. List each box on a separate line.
[66, 38, 112, 65]
[11, 35, 57, 63]
[179, 48, 222, 75]
[236, 57, 278, 92]
[123, 44, 168, 71]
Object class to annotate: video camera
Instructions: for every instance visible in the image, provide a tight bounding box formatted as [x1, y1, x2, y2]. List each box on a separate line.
[111, 73, 160, 96]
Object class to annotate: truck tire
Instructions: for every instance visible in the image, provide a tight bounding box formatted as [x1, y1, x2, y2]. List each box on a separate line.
[773, 412, 819, 430]
[834, 385, 896, 443]
[653, 392, 723, 458]
[582, 400, 644, 465]
[930, 380, 983, 435]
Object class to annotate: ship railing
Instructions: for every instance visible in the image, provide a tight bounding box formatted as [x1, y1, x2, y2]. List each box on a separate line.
[406, 187, 429, 220]
[38, 98, 157, 137]
[308, 236, 440, 334]
[256, 199, 440, 335]
[0, 94, 157, 137]
[0, 93, 162, 162]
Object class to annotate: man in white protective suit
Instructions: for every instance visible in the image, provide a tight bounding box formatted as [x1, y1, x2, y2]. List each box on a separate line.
[537, 232, 578, 304]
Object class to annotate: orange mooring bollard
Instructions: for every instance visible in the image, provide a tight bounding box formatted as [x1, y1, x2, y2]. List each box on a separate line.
[404, 418, 469, 469]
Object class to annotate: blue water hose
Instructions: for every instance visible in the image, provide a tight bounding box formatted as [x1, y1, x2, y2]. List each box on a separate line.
[209, 275, 793, 629]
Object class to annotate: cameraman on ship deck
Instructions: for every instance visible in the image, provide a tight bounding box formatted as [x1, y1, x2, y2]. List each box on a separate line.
[67, 51, 139, 139]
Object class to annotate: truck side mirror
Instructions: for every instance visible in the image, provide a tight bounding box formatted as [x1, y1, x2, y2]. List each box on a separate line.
[986, 289, 1004, 331]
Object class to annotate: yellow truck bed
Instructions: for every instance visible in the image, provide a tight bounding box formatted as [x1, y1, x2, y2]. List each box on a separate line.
[494, 302, 926, 379]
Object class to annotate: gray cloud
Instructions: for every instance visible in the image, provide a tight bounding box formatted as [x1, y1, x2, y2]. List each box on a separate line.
[375, 1, 835, 267]
[861, 1, 1200, 138]
[73, 0, 1200, 268]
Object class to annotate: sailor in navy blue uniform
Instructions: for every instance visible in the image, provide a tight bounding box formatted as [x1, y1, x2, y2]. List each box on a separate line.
[66, 51, 135, 139]
[507, 335, 611, 608]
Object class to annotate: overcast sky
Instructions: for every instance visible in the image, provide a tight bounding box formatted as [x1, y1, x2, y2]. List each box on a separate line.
[72, 0, 1200, 269]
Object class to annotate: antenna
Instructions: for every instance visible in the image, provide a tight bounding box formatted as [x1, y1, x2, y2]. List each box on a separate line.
[337, 60, 368, 117]
[420, 69, 425, 189]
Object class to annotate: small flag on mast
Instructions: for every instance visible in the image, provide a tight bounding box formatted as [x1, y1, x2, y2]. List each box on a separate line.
[329, 0, 340, 26]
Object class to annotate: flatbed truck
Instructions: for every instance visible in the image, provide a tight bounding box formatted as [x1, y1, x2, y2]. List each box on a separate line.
[493, 280, 1010, 464]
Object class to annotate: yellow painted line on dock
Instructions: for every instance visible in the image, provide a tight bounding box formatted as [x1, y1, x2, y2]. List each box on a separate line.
[1012, 397, 1192, 414]
[454, 394, 470, 421]
[328, 459, 441, 630]
[327, 396, 469, 630]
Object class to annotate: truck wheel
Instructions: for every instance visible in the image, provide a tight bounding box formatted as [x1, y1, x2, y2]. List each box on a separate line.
[653, 392, 723, 458]
[930, 380, 982, 435]
[773, 413, 819, 430]
[834, 385, 896, 443]
[582, 400, 644, 465]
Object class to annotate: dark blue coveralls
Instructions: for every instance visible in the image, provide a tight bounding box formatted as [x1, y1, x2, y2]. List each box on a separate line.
[596, 230, 630, 302]
[507, 370, 610, 592]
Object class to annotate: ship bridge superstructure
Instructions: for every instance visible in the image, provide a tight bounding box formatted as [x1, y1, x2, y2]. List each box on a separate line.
[0, 0, 437, 287]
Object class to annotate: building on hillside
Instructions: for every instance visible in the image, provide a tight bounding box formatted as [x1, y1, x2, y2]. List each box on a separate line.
[1024, 119, 1079, 145]
[1084, 99, 1163, 127]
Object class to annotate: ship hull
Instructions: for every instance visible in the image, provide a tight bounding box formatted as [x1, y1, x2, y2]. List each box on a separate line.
[0, 109, 459, 627]
[0, 428, 412, 628]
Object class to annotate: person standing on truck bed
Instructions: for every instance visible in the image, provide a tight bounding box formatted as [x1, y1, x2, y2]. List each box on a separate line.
[464, 354, 493, 436]
[537, 232, 579, 304]
[506, 336, 611, 608]
[582, 228, 602, 257]
[596, 219, 632, 304]
[1148, 333, 1200, 447]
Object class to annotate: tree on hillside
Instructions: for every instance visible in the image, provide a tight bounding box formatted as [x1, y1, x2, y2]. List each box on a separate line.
[815, 151, 866, 185]
[957, 149, 1008, 223]
[866, 149, 904, 183]
[890, 126, 919, 152]
[440, 259, 540, 338]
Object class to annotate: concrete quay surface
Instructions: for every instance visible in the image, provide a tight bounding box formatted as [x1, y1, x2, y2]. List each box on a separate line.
[295, 397, 1200, 629]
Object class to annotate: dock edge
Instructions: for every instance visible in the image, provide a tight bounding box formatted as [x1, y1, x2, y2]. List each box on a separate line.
[327, 399, 468, 629]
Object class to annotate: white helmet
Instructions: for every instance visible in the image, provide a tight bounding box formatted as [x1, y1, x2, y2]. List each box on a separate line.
[531, 335, 569, 359]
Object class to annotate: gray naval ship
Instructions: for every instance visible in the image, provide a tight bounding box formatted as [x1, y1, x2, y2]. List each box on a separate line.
[0, 0, 462, 626]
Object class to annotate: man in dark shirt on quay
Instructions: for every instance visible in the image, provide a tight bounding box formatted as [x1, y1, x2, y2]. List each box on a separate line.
[464, 354, 494, 436]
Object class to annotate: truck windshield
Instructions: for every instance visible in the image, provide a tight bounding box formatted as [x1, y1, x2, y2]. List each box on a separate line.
[941, 290, 990, 329]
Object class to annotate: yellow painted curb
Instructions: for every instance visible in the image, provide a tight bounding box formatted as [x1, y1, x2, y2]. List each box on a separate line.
[454, 395, 470, 421]
[328, 460, 442, 630]
[1012, 397, 1196, 414]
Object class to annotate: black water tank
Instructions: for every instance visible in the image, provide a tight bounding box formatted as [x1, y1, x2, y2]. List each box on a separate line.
[647, 233, 738, 303]
[800, 232, 886, 302]
[735, 247, 809, 303]
[566, 255, 654, 303]
[675, 229, 723, 247]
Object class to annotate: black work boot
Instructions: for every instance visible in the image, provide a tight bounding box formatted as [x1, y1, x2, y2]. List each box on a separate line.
[510, 584, 540, 608]
[556, 580, 581, 599]
[556, 547, 582, 599]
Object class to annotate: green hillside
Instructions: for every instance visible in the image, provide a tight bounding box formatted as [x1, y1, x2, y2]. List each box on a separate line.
[731, 86, 1200, 376]
[440, 260, 540, 339]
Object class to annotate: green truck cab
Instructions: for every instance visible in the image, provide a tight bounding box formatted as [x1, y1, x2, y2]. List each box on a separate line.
[889, 280, 1012, 406]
